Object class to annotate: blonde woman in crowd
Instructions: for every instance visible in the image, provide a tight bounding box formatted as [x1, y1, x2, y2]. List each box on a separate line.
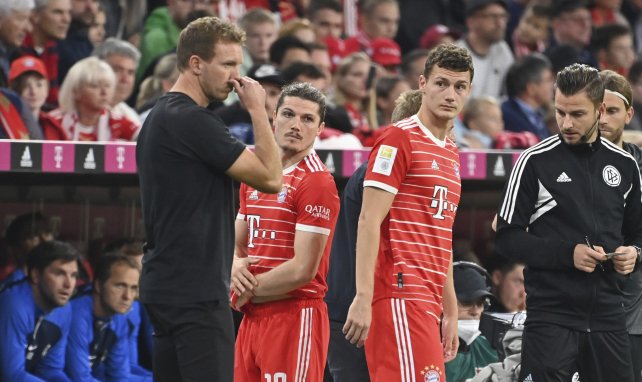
[41, 57, 139, 141]
[136, 53, 179, 122]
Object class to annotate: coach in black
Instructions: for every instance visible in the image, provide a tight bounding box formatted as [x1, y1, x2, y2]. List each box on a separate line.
[496, 63, 642, 382]
[136, 17, 282, 382]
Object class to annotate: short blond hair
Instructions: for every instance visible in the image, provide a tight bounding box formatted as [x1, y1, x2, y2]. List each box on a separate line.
[58, 57, 115, 113]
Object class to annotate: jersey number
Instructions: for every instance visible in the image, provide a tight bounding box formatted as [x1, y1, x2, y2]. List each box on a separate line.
[430, 185, 449, 220]
[264, 372, 287, 382]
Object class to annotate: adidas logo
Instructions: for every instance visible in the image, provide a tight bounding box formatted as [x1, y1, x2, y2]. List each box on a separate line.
[556, 172, 572, 182]
[431, 160, 440, 170]
[523, 374, 534, 382]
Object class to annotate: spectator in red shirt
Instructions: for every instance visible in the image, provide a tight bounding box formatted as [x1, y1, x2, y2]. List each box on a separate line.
[8, 56, 49, 135]
[344, 0, 400, 56]
[307, 0, 344, 42]
[19, 0, 71, 108]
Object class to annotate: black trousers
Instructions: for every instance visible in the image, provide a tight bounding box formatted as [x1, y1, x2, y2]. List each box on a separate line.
[520, 322, 633, 382]
[144, 300, 234, 382]
[631, 334, 642, 382]
[326, 320, 370, 382]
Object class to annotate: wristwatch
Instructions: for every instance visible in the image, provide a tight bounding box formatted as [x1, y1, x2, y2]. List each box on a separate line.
[633, 246, 642, 264]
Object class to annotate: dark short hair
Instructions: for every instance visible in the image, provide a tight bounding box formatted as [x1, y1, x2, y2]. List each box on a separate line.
[592, 23, 632, 53]
[506, 53, 552, 98]
[629, 59, 642, 84]
[358, 0, 398, 16]
[93, 253, 140, 287]
[401, 48, 429, 76]
[276, 82, 326, 123]
[5, 212, 52, 247]
[269, 36, 311, 66]
[104, 237, 144, 257]
[423, 43, 474, 82]
[307, 0, 342, 20]
[282, 62, 325, 84]
[176, 16, 246, 71]
[555, 63, 604, 108]
[376, 75, 405, 99]
[26, 241, 80, 281]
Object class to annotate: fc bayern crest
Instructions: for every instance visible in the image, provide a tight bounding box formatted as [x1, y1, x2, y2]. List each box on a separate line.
[277, 187, 287, 203]
[602, 165, 621, 187]
[421, 365, 442, 382]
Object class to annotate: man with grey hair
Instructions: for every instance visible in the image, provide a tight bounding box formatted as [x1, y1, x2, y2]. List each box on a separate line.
[19, 0, 72, 107]
[92, 37, 142, 123]
[0, 0, 34, 86]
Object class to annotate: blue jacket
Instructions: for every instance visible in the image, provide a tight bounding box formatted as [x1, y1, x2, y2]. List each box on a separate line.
[125, 301, 152, 380]
[0, 268, 26, 292]
[325, 162, 367, 322]
[0, 279, 72, 382]
[501, 98, 549, 140]
[65, 293, 131, 382]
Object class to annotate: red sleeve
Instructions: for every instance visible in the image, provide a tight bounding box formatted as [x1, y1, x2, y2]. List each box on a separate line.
[110, 116, 140, 141]
[294, 172, 340, 236]
[237, 183, 248, 219]
[41, 114, 67, 140]
[364, 127, 412, 194]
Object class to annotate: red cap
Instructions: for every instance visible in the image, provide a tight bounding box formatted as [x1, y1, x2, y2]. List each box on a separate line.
[370, 38, 401, 67]
[420, 24, 461, 50]
[323, 36, 349, 72]
[9, 56, 48, 83]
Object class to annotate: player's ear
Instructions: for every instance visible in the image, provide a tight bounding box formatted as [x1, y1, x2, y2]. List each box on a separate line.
[317, 122, 325, 136]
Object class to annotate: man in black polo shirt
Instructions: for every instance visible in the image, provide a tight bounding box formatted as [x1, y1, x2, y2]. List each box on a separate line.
[136, 16, 282, 382]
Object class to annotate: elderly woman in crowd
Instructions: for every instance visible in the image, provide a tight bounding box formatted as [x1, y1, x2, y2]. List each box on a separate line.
[41, 57, 139, 141]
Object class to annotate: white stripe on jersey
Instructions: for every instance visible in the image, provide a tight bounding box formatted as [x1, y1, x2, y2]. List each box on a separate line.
[389, 218, 453, 232]
[389, 228, 452, 242]
[392, 299, 416, 382]
[245, 204, 296, 214]
[296, 223, 331, 236]
[304, 155, 321, 172]
[500, 137, 559, 223]
[295, 308, 313, 382]
[364, 180, 399, 194]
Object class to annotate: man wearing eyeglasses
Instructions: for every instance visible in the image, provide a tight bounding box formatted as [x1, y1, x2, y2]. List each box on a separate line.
[455, 0, 513, 100]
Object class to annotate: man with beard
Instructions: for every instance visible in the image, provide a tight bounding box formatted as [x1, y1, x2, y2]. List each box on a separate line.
[231, 82, 340, 382]
[0, 241, 79, 381]
[496, 64, 642, 381]
[598, 69, 642, 382]
[57, 0, 98, 82]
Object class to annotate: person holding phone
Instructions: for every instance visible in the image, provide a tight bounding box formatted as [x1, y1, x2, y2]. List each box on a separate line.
[496, 64, 642, 382]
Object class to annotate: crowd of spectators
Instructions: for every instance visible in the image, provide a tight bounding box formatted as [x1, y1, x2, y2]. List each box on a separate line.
[3, 0, 642, 149]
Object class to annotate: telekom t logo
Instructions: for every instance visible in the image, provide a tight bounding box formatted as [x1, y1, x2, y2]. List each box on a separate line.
[247, 215, 260, 248]
[430, 185, 448, 220]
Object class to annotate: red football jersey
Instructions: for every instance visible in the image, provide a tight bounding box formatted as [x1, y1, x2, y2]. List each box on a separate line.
[364, 115, 461, 323]
[238, 150, 340, 299]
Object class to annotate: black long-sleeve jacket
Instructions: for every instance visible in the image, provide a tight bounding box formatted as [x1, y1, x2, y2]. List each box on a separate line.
[496, 134, 642, 332]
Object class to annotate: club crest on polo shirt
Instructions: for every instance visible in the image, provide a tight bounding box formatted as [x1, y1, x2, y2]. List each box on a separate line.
[421, 365, 442, 382]
[372, 145, 397, 176]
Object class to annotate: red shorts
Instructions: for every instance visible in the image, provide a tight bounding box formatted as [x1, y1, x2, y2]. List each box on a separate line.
[365, 298, 445, 382]
[234, 298, 329, 382]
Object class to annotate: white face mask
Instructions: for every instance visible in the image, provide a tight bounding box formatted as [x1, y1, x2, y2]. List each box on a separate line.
[458, 319, 481, 345]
